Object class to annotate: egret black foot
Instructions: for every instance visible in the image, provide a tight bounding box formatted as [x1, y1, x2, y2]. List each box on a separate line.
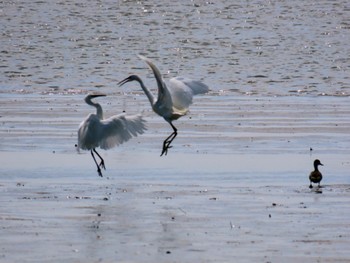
[97, 168, 103, 177]
[161, 145, 173, 156]
[99, 160, 106, 170]
[309, 184, 313, 189]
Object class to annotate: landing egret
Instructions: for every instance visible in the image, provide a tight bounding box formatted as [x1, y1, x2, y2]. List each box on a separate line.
[118, 55, 209, 156]
[78, 93, 147, 177]
[309, 159, 323, 188]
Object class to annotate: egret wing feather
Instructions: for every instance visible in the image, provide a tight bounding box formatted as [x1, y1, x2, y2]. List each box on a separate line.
[168, 77, 209, 111]
[138, 55, 172, 107]
[138, 55, 164, 90]
[99, 114, 147, 150]
[173, 77, 209, 95]
[78, 114, 102, 150]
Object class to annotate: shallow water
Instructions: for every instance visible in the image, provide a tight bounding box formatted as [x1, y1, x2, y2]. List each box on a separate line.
[1, 91, 350, 261]
[1, 93, 350, 155]
[1, 0, 350, 96]
[1, 151, 350, 263]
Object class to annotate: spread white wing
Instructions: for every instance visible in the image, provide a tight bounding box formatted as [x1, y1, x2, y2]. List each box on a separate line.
[168, 77, 209, 111]
[78, 114, 101, 150]
[78, 113, 147, 151]
[138, 55, 209, 117]
[99, 114, 147, 150]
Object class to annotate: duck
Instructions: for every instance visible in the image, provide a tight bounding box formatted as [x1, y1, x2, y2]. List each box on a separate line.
[309, 159, 323, 189]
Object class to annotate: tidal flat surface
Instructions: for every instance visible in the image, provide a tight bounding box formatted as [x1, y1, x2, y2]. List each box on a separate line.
[1, 93, 350, 263]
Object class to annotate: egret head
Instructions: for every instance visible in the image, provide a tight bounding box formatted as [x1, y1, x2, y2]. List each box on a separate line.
[118, 75, 142, 86]
[84, 93, 106, 104]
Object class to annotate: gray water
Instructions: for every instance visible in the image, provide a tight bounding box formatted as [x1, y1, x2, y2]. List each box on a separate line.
[1, 0, 349, 96]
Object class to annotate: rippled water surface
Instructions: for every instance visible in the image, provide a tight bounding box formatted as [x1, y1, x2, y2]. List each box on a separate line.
[1, 0, 349, 96]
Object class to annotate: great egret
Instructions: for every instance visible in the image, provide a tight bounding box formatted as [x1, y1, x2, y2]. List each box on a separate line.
[118, 55, 209, 156]
[77, 93, 147, 177]
[309, 159, 323, 188]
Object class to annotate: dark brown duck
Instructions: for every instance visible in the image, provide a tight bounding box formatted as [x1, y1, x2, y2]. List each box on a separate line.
[309, 159, 323, 189]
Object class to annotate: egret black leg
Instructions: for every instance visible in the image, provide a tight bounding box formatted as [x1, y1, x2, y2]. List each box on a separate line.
[93, 149, 106, 170]
[91, 149, 103, 177]
[161, 123, 177, 156]
[161, 132, 177, 156]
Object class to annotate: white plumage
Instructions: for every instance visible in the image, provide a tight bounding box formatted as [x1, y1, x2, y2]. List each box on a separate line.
[118, 55, 209, 156]
[78, 112, 146, 150]
[78, 93, 147, 177]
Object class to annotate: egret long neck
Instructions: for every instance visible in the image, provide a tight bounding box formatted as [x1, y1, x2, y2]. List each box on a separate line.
[86, 98, 103, 119]
[138, 79, 156, 106]
[95, 104, 103, 119]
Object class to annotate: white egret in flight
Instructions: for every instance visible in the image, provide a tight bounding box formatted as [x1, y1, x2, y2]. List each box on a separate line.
[77, 93, 147, 177]
[118, 55, 209, 156]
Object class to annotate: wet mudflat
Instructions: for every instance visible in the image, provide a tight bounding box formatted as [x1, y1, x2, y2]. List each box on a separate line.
[1, 93, 350, 262]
